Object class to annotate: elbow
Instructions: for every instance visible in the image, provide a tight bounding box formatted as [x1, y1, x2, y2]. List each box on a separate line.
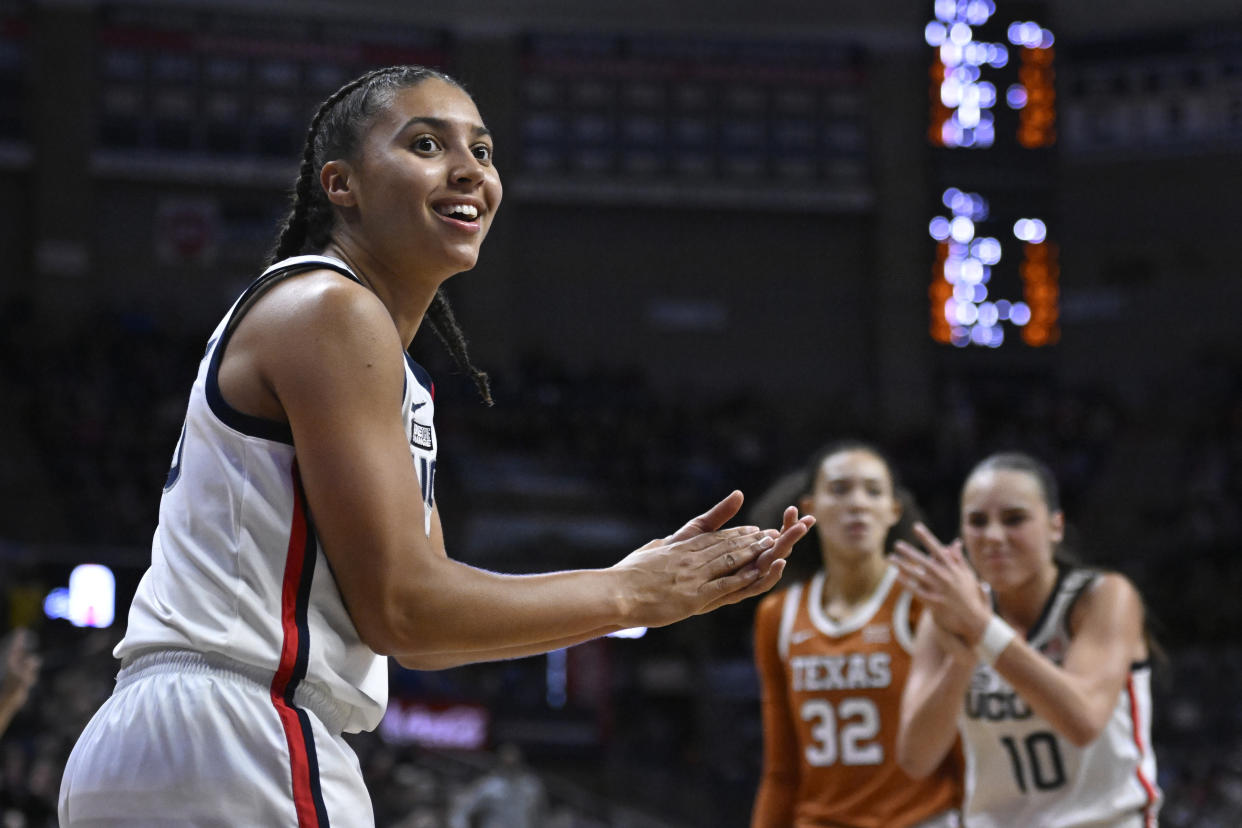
[352, 594, 429, 659]
[897, 753, 935, 780]
[895, 734, 936, 779]
[1062, 717, 1105, 748]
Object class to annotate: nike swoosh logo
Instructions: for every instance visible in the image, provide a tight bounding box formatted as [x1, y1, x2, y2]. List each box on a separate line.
[411, 402, 427, 414]
[790, 629, 816, 645]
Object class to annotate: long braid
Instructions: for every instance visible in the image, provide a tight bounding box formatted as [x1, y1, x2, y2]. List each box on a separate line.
[267, 65, 495, 405]
[269, 66, 404, 264]
[426, 289, 493, 406]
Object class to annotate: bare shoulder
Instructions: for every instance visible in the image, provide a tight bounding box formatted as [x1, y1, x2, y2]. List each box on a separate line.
[1069, 571, 1147, 656]
[222, 268, 403, 421]
[250, 268, 394, 344]
[1079, 571, 1143, 617]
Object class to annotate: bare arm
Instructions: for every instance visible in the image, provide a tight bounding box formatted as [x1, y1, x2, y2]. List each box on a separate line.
[241, 273, 811, 662]
[897, 612, 974, 778]
[895, 524, 1146, 748]
[988, 574, 1144, 746]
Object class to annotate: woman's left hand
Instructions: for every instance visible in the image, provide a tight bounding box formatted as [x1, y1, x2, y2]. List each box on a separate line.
[893, 522, 992, 646]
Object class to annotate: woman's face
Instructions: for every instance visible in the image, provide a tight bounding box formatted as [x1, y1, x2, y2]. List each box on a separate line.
[342, 78, 503, 277]
[801, 450, 901, 560]
[960, 468, 1063, 592]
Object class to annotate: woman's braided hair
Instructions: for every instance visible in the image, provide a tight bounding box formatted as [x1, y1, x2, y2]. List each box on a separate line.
[269, 65, 492, 405]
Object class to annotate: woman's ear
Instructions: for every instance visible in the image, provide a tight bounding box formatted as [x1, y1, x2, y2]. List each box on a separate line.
[1049, 510, 1065, 545]
[887, 493, 904, 530]
[321, 159, 357, 208]
[798, 494, 814, 518]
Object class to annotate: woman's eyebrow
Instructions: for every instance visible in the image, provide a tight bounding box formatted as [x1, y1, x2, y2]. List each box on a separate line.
[398, 115, 491, 139]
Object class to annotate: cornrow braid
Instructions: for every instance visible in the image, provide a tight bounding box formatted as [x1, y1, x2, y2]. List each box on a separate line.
[267, 64, 495, 405]
[426, 289, 493, 406]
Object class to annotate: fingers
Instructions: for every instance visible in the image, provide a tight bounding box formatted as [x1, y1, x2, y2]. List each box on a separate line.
[910, 522, 952, 557]
[753, 515, 814, 571]
[698, 559, 788, 614]
[698, 533, 775, 580]
[665, 490, 745, 543]
[781, 505, 799, 533]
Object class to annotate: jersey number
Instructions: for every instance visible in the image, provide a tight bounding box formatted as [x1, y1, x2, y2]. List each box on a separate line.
[800, 698, 882, 767]
[1001, 731, 1066, 792]
[417, 457, 436, 508]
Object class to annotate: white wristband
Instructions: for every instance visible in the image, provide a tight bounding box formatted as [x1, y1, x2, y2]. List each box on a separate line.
[975, 615, 1016, 666]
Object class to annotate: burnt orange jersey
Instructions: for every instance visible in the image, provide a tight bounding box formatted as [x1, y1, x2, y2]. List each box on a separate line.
[751, 566, 961, 828]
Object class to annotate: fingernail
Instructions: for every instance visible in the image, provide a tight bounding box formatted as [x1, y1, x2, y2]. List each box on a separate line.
[757, 536, 775, 549]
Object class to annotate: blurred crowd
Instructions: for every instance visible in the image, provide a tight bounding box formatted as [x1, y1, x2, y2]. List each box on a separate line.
[2, 301, 1241, 825]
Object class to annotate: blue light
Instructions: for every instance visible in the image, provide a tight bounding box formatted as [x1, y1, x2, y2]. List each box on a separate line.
[1012, 218, 1049, 244]
[944, 256, 963, 282]
[970, 324, 991, 345]
[1039, 28, 1055, 49]
[996, 299, 1012, 320]
[974, 237, 1002, 264]
[941, 78, 963, 107]
[973, 283, 988, 302]
[925, 22, 948, 47]
[942, 187, 962, 208]
[965, 0, 994, 25]
[960, 258, 984, 284]
[968, 193, 989, 220]
[941, 120, 963, 146]
[978, 301, 1000, 327]
[1006, 84, 1028, 109]
[1010, 302, 1032, 325]
[949, 22, 973, 45]
[950, 216, 976, 242]
[934, 0, 957, 23]
[951, 327, 971, 348]
[929, 216, 952, 240]
[988, 45, 1009, 68]
[1014, 218, 1047, 242]
[964, 42, 990, 66]
[977, 81, 997, 108]
[955, 301, 980, 325]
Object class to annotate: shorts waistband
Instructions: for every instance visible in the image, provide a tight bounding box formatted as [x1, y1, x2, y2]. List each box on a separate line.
[117, 649, 351, 734]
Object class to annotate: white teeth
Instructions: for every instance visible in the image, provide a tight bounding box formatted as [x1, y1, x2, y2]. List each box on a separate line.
[439, 204, 479, 220]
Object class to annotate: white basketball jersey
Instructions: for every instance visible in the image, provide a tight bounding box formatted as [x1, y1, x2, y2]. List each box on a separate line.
[959, 567, 1161, 828]
[115, 255, 437, 734]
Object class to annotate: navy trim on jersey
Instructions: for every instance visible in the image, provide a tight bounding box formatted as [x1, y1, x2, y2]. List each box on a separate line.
[204, 256, 362, 445]
[276, 465, 331, 826]
[290, 486, 330, 826]
[1059, 568, 1099, 640]
[1024, 563, 1072, 642]
[404, 353, 435, 397]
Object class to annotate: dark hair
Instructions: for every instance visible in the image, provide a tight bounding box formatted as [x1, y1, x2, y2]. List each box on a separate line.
[966, 451, 1061, 512]
[748, 440, 922, 582]
[269, 64, 492, 405]
[963, 451, 1077, 565]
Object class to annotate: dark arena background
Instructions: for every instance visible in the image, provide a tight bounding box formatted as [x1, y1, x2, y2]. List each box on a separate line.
[2, 0, 1241, 825]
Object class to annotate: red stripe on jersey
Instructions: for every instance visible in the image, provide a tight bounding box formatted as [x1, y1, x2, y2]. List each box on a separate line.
[270, 461, 321, 827]
[1127, 675, 1159, 827]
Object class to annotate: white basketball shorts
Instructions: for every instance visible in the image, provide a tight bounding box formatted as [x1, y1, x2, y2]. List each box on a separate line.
[58, 650, 374, 827]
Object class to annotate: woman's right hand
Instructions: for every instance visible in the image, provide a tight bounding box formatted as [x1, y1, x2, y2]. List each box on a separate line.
[613, 492, 814, 627]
